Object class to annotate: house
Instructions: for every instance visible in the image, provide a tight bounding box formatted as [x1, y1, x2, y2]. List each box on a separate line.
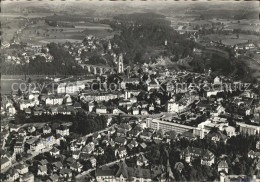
[201, 150, 215, 166]
[30, 139, 45, 152]
[50, 147, 60, 157]
[114, 137, 127, 146]
[64, 94, 73, 105]
[45, 96, 63, 105]
[43, 124, 52, 134]
[6, 168, 19, 181]
[37, 165, 48, 176]
[59, 168, 72, 179]
[127, 140, 139, 150]
[166, 98, 185, 113]
[112, 108, 126, 115]
[141, 109, 148, 115]
[49, 173, 59, 182]
[10, 124, 20, 132]
[16, 162, 29, 175]
[27, 126, 36, 133]
[180, 147, 215, 166]
[56, 125, 69, 136]
[115, 147, 127, 158]
[218, 160, 228, 173]
[96, 106, 107, 114]
[147, 80, 160, 91]
[52, 161, 63, 172]
[70, 162, 83, 173]
[20, 172, 34, 182]
[132, 107, 139, 115]
[223, 126, 236, 137]
[18, 128, 27, 136]
[1, 157, 11, 171]
[130, 96, 137, 104]
[73, 102, 81, 109]
[88, 102, 95, 112]
[248, 150, 260, 158]
[82, 142, 95, 154]
[89, 156, 97, 167]
[139, 131, 153, 141]
[115, 160, 152, 181]
[14, 142, 24, 154]
[41, 134, 56, 147]
[96, 167, 116, 182]
[72, 150, 81, 160]
[128, 128, 141, 138]
[118, 123, 132, 131]
[256, 141, 260, 150]
[148, 103, 155, 111]
[137, 154, 149, 166]
[140, 143, 147, 150]
[206, 131, 228, 143]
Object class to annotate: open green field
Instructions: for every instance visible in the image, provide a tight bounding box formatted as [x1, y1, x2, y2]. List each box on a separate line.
[19, 20, 113, 45]
[1, 13, 114, 45]
[202, 34, 259, 46]
[241, 55, 260, 82]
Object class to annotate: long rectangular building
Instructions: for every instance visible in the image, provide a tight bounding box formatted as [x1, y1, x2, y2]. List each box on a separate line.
[146, 118, 195, 134]
[237, 122, 260, 136]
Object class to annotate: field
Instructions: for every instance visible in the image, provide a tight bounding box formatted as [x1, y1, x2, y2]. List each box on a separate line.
[19, 21, 113, 45]
[202, 34, 259, 46]
[1, 12, 114, 45]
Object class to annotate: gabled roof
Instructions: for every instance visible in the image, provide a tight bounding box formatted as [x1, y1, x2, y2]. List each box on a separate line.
[115, 161, 129, 178]
[218, 160, 228, 168]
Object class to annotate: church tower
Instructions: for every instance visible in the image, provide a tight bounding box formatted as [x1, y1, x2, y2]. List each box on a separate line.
[165, 39, 168, 46]
[108, 40, 111, 50]
[118, 53, 124, 73]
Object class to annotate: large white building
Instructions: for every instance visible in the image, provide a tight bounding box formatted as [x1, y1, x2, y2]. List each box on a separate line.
[166, 97, 186, 113]
[57, 82, 85, 94]
[146, 118, 195, 134]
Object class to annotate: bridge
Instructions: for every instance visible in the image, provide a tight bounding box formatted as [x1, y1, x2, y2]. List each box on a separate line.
[79, 64, 115, 75]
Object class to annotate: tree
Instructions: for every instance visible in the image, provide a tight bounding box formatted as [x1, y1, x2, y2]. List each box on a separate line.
[27, 77, 32, 83]
[17, 88, 22, 96]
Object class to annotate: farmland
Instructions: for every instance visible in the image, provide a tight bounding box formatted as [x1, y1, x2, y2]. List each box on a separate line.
[1, 12, 114, 46]
[202, 34, 259, 46]
[19, 21, 113, 45]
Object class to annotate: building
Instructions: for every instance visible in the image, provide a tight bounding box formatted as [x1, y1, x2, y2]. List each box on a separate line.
[146, 118, 195, 134]
[180, 147, 215, 166]
[1, 157, 11, 171]
[115, 147, 127, 158]
[147, 80, 160, 91]
[166, 97, 186, 113]
[96, 167, 116, 182]
[56, 125, 69, 136]
[237, 122, 260, 136]
[45, 96, 63, 105]
[117, 53, 124, 73]
[43, 124, 52, 134]
[218, 160, 228, 173]
[57, 82, 85, 94]
[96, 106, 107, 114]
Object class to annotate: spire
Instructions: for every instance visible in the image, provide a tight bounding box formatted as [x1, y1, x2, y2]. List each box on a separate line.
[118, 53, 124, 73]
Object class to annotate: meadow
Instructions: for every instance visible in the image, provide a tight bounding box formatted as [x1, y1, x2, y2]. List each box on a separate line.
[202, 34, 259, 46]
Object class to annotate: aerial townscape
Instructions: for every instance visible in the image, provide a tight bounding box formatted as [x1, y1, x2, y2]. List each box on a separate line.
[1, 1, 260, 182]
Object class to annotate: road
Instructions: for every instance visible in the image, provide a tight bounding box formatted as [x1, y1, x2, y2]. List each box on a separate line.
[2, 147, 52, 173]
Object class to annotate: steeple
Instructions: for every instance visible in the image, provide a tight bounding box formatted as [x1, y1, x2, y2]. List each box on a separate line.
[118, 53, 124, 73]
[108, 40, 111, 50]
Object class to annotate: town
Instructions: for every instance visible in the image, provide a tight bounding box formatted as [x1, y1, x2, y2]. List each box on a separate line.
[1, 1, 260, 182]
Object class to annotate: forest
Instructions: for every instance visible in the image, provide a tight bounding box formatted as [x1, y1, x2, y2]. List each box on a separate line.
[108, 13, 196, 65]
